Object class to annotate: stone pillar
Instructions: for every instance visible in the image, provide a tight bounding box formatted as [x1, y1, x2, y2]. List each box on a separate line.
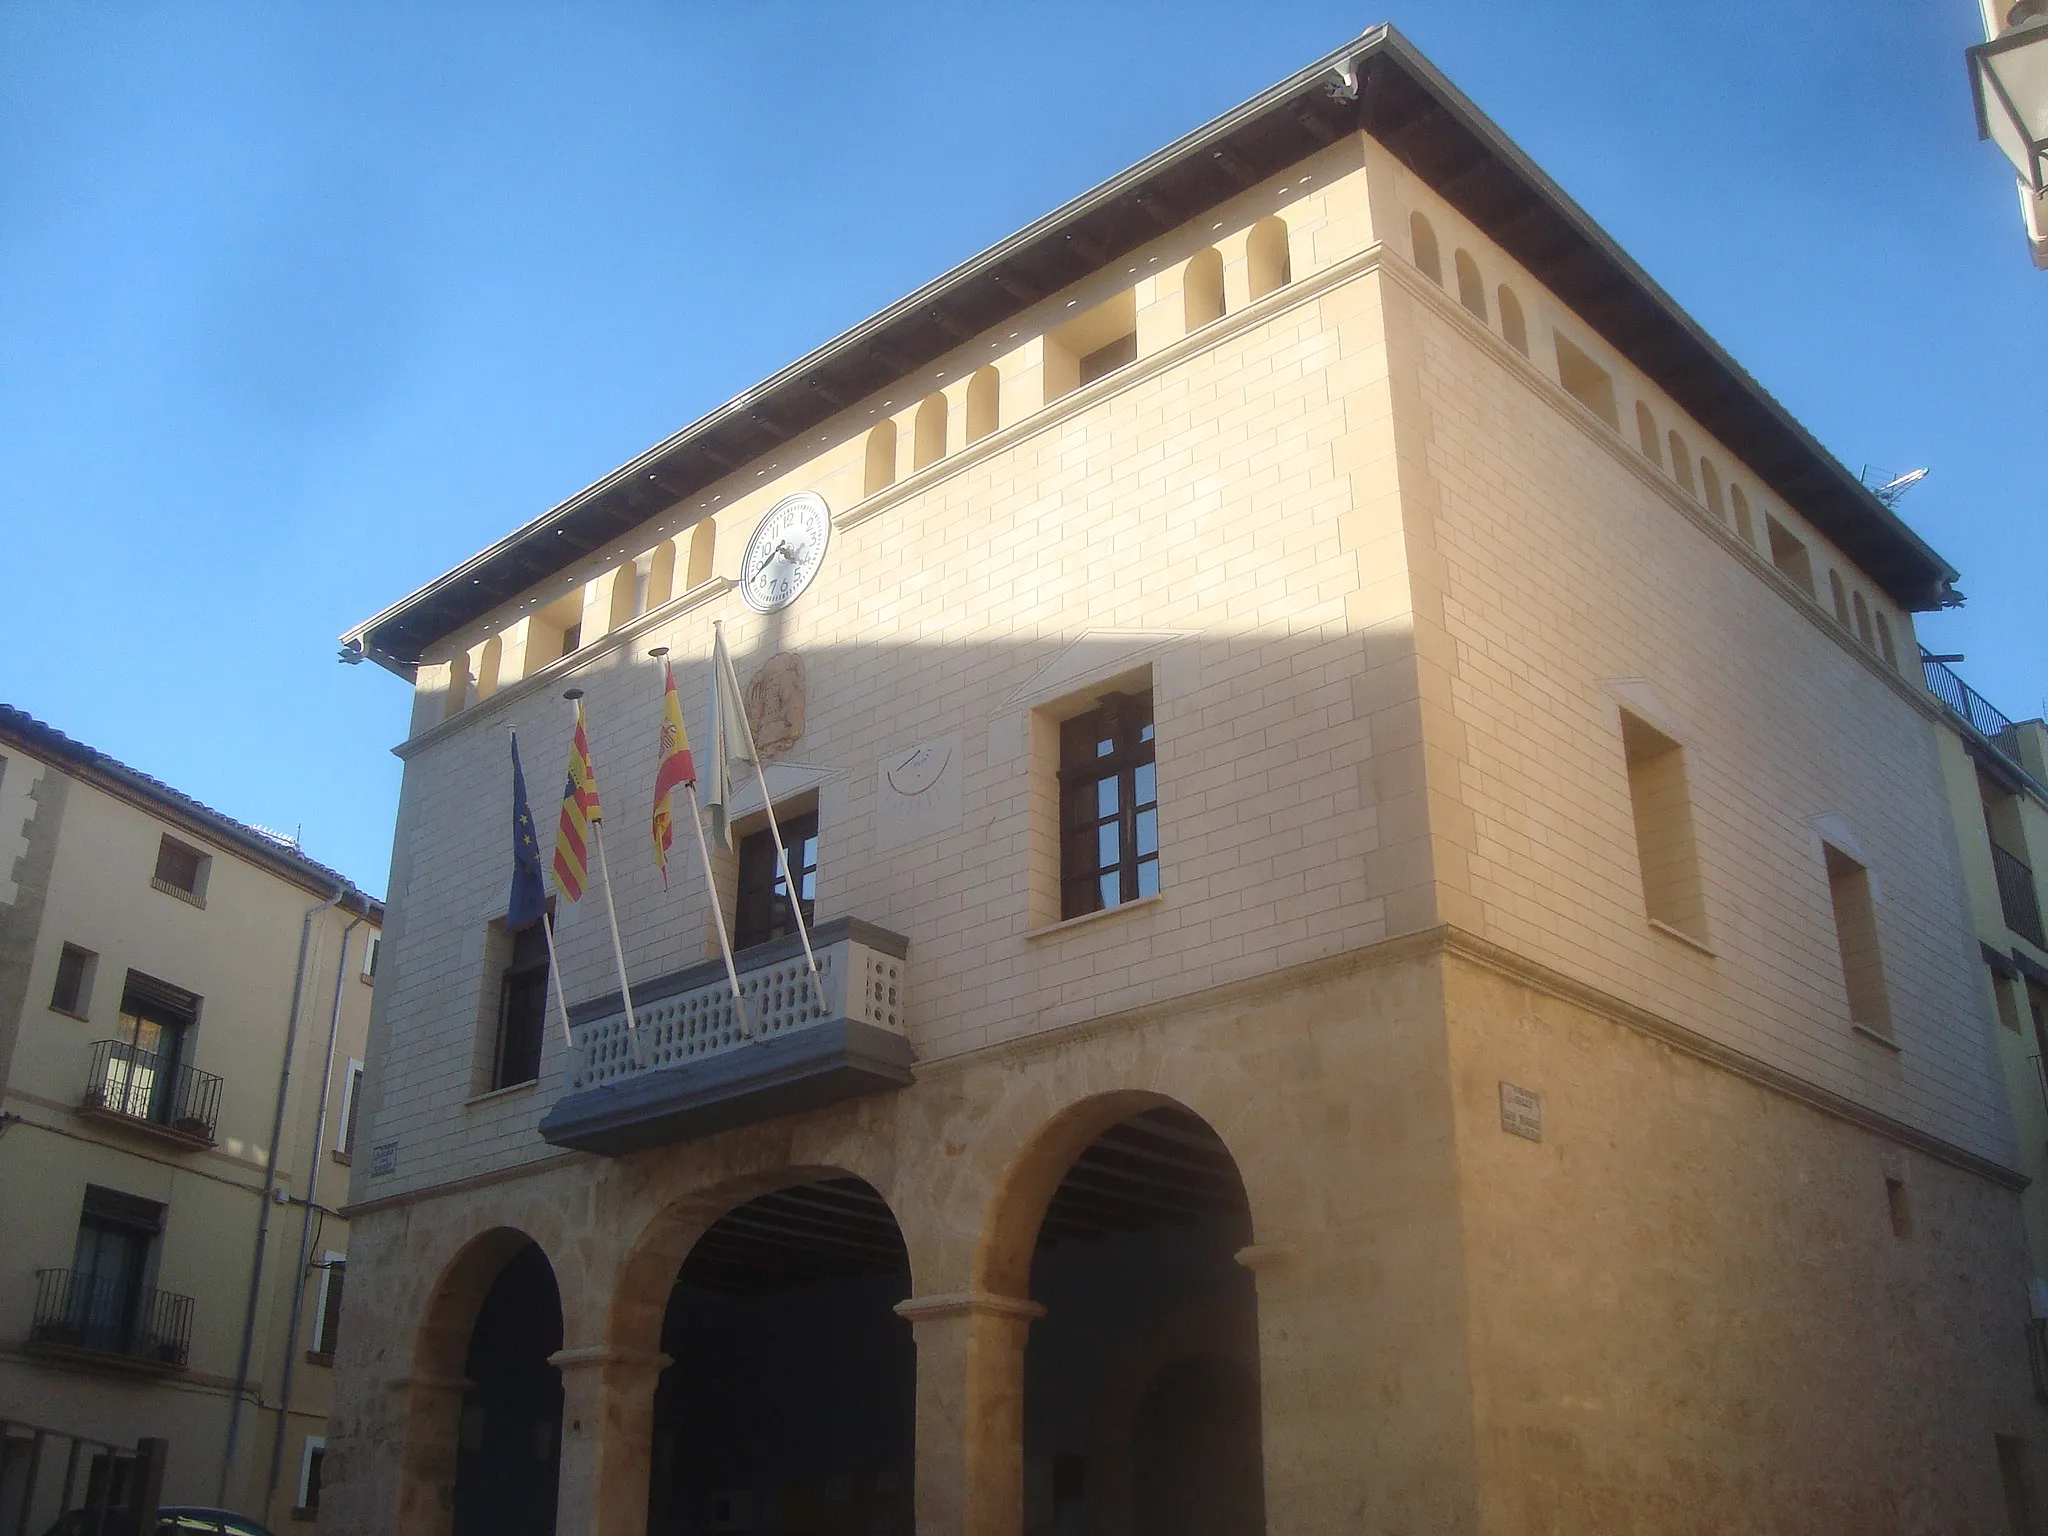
[391, 1374, 471, 1536]
[896, 1290, 1045, 1536]
[549, 1346, 672, 1536]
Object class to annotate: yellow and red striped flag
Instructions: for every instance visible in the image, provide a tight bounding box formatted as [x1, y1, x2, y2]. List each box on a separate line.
[650, 659, 696, 888]
[553, 700, 601, 902]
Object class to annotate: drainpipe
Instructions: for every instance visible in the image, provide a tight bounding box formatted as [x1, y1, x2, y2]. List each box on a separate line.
[265, 909, 364, 1513]
[219, 885, 348, 1507]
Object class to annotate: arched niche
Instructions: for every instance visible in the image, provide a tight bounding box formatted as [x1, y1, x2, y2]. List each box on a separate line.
[1453, 248, 1485, 319]
[913, 392, 947, 471]
[1497, 284, 1528, 354]
[967, 367, 1001, 445]
[685, 519, 716, 590]
[1409, 211, 1441, 284]
[1184, 247, 1225, 331]
[1246, 217, 1291, 301]
[864, 419, 898, 497]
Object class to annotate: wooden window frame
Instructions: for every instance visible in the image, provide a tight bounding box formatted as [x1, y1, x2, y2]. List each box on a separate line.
[1058, 690, 1160, 921]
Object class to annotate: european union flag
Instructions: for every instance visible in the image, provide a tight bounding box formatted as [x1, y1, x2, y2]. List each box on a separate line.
[507, 732, 547, 932]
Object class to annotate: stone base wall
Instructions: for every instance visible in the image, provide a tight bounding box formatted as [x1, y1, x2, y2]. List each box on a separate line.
[322, 936, 2043, 1536]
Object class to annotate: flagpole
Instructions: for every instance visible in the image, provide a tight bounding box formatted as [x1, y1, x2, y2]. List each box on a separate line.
[715, 621, 831, 1022]
[686, 780, 757, 1039]
[537, 907, 576, 1053]
[651, 648, 756, 1041]
[565, 689, 643, 1064]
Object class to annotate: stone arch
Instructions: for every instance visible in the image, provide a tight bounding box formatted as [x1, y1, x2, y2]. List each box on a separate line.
[975, 1087, 1185, 1300]
[969, 1089, 1263, 1536]
[400, 1225, 562, 1536]
[607, 1161, 908, 1353]
[612, 1162, 918, 1535]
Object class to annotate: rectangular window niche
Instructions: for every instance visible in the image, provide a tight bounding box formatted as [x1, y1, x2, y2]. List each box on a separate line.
[1621, 713, 1708, 947]
[1825, 844, 1892, 1038]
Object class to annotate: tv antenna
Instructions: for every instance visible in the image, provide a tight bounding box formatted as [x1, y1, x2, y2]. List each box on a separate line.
[1860, 465, 1928, 508]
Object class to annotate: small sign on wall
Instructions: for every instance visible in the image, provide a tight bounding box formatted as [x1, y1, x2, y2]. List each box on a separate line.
[371, 1142, 398, 1177]
[1498, 1082, 1542, 1142]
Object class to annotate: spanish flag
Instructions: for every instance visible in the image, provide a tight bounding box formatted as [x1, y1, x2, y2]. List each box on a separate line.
[651, 659, 696, 887]
[553, 700, 601, 902]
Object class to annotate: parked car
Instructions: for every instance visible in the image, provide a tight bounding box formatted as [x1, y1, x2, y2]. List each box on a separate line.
[40, 1508, 273, 1536]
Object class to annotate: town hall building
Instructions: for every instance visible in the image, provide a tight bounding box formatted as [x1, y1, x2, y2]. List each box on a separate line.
[329, 26, 2044, 1535]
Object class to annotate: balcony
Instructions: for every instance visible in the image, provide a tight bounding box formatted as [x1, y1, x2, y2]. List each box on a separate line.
[1994, 841, 2048, 950]
[27, 1269, 193, 1371]
[1923, 650, 2025, 756]
[538, 917, 912, 1157]
[77, 1040, 222, 1147]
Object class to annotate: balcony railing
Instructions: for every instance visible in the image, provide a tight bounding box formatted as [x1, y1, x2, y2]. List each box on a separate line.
[28, 1269, 194, 1369]
[1923, 650, 2024, 755]
[540, 916, 912, 1156]
[79, 1041, 222, 1145]
[1994, 841, 2048, 949]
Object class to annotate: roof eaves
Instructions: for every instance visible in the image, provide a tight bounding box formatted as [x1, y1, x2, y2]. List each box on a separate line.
[0, 704, 384, 914]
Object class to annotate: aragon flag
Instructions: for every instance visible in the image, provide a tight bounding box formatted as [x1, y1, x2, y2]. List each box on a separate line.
[553, 700, 601, 902]
[506, 732, 548, 931]
[650, 659, 696, 887]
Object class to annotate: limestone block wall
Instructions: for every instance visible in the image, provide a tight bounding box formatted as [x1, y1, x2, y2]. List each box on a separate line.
[1376, 246, 2007, 1169]
[353, 146, 1425, 1206]
[1443, 953, 2039, 1532]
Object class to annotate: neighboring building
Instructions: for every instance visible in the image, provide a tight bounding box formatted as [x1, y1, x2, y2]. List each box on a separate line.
[1973, 0, 2048, 268]
[329, 26, 2042, 1535]
[0, 705, 380, 1531]
[1925, 659, 2048, 1308]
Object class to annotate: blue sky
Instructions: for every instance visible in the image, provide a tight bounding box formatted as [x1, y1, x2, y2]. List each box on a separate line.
[2, 3, 2039, 896]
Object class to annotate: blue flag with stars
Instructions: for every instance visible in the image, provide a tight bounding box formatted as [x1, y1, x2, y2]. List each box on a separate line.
[507, 732, 547, 932]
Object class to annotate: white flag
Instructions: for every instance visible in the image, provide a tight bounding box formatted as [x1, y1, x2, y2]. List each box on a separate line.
[705, 623, 757, 850]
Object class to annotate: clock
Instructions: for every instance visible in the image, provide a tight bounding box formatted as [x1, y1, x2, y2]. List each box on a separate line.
[738, 492, 832, 613]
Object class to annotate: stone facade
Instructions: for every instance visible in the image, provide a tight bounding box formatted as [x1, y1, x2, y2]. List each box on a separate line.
[330, 29, 2044, 1536]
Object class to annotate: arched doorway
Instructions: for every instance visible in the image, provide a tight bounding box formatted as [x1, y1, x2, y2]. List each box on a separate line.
[647, 1176, 914, 1535]
[1021, 1105, 1263, 1536]
[451, 1239, 563, 1536]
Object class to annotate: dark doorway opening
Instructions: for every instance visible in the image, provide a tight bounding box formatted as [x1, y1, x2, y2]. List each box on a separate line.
[1024, 1106, 1263, 1536]
[649, 1177, 913, 1535]
[452, 1240, 563, 1536]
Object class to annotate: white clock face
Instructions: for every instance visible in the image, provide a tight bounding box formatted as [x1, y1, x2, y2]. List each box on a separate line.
[739, 492, 831, 613]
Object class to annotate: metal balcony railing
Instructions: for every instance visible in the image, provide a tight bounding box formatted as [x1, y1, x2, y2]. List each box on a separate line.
[1993, 842, 2048, 949]
[80, 1041, 222, 1144]
[1922, 650, 2024, 755]
[28, 1269, 194, 1368]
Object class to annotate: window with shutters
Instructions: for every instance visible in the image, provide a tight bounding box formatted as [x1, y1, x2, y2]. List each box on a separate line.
[151, 835, 210, 906]
[336, 1059, 365, 1162]
[1059, 690, 1160, 920]
[309, 1252, 346, 1362]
